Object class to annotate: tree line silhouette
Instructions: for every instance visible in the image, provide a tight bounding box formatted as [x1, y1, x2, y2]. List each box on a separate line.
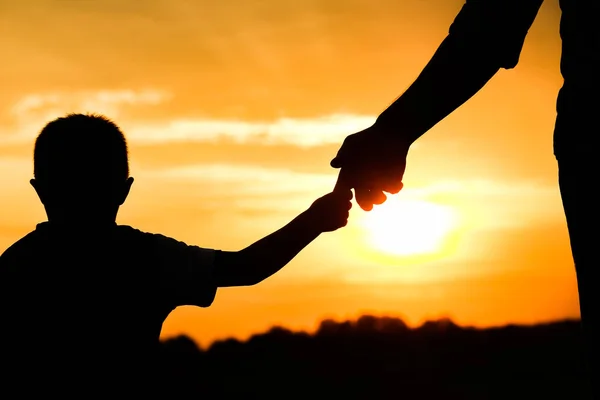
[159, 315, 591, 399]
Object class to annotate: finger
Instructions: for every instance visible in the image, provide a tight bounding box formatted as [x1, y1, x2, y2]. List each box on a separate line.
[346, 188, 354, 201]
[355, 186, 374, 211]
[330, 157, 342, 169]
[379, 171, 404, 194]
[370, 190, 387, 205]
[342, 208, 349, 220]
[330, 142, 350, 169]
[331, 130, 365, 169]
[356, 187, 387, 209]
[333, 168, 353, 193]
[341, 207, 350, 218]
[383, 180, 404, 195]
[379, 166, 405, 194]
[347, 200, 353, 211]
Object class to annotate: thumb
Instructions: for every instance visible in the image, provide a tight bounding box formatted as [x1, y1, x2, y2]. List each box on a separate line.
[333, 168, 352, 193]
[330, 156, 342, 169]
[330, 146, 349, 169]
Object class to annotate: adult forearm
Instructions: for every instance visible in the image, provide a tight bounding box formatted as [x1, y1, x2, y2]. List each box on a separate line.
[376, 35, 500, 144]
[214, 210, 320, 287]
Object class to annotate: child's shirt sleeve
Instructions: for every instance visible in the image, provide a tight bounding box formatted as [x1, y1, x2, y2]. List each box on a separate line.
[149, 233, 219, 309]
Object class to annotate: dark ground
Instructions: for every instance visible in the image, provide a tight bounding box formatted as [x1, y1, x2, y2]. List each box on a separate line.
[159, 316, 591, 399]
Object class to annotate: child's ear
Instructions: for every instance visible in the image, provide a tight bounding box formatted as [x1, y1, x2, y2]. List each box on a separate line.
[30, 179, 46, 204]
[117, 177, 134, 205]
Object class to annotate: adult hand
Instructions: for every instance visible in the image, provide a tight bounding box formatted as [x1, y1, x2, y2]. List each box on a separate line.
[330, 123, 409, 211]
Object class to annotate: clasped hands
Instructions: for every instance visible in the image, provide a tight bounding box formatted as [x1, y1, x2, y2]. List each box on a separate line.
[306, 122, 410, 233]
[331, 123, 410, 211]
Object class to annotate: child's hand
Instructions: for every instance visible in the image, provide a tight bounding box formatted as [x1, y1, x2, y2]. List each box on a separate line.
[308, 190, 353, 232]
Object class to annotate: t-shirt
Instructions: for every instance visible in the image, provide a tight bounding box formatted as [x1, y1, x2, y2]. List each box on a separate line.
[445, 0, 600, 158]
[0, 222, 218, 395]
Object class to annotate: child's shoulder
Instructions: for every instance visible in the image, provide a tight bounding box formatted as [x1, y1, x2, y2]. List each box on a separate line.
[0, 229, 40, 262]
[115, 225, 210, 254]
[115, 225, 185, 247]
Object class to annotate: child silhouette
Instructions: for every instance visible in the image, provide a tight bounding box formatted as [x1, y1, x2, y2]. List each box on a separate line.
[0, 113, 352, 396]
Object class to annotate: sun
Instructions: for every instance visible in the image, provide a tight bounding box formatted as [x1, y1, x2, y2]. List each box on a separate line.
[358, 197, 458, 257]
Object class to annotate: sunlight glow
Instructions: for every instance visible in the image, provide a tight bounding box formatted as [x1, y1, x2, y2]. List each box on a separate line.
[360, 198, 458, 256]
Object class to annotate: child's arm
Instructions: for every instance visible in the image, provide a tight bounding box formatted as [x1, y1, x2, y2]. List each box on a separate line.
[213, 188, 353, 287]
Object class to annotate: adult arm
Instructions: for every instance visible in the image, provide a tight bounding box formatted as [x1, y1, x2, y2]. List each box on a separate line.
[375, 0, 545, 143]
[331, 0, 544, 210]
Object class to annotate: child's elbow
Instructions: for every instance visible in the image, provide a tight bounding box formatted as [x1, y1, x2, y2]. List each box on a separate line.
[241, 272, 264, 287]
[216, 275, 260, 288]
[214, 251, 264, 287]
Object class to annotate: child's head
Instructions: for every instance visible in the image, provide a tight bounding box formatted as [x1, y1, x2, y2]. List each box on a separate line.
[30, 113, 134, 223]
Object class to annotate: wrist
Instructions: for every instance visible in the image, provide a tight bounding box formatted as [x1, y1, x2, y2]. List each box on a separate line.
[298, 208, 324, 236]
[375, 105, 420, 145]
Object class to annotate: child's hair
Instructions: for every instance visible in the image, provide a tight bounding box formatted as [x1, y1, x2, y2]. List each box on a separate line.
[33, 113, 129, 185]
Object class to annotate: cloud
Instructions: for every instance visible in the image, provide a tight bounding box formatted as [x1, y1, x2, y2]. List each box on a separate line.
[123, 114, 374, 146]
[1, 90, 375, 147]
[10, 90, 170, 120]
[149, 163, 329, 183]
[138, 163, 336, 206]
[1, 0, 475, 123]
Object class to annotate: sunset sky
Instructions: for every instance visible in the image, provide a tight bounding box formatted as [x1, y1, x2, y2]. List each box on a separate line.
[0, 0, 580, 348]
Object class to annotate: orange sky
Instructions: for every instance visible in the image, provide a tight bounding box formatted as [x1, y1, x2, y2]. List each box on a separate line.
[0, 0, 580, 348]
